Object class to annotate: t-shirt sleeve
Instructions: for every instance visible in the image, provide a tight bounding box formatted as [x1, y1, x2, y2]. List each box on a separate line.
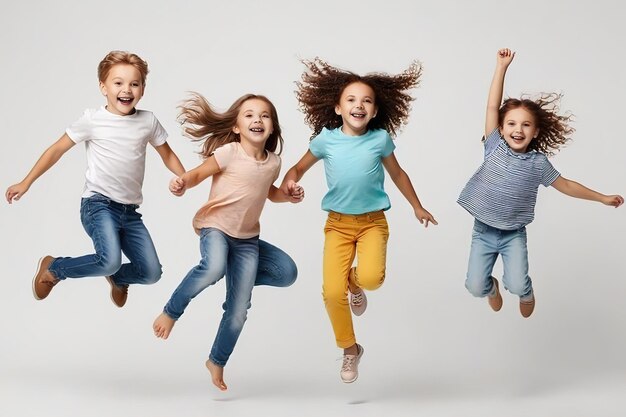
[309, 131, 326, 158]
[540, 157, 560, 186]
[381, 131, 396, 157]
[65, 109, 94, 144]
[483, 128, 502, 158]
[273, 155, 281, 182]
[212, 143, 236, 171]
[149, 114, 168, 147]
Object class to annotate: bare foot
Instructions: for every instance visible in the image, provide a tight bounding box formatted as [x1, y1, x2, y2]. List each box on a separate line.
[205, 359, 228, 391]
[153, 312, 176, 339]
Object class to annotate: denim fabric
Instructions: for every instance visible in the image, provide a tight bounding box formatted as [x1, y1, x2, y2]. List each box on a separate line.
[465, 219, 533, 300]
[163, 228, 262, 366]
[48, 193, 161, 286]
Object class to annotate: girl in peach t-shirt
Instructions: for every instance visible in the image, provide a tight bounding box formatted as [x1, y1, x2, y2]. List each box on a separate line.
[153, 93, 303, 391]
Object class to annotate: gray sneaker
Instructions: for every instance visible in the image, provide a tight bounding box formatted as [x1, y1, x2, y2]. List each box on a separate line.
[340, 344, 364, 383]
[349, 289, 367, 316]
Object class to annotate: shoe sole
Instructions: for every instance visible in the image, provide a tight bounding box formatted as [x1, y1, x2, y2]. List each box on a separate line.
[32, 256, 46, 300]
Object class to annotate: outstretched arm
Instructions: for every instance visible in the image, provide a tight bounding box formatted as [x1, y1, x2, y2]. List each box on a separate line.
[485, 48, 515, 137]
[169, 156, 220, 197]
[551, 176, 623, 207]
[278, 150, 319, 197]
[382, 152, 438, 227]
[154, 142, 185, 177]
[6, 133, 75, 203]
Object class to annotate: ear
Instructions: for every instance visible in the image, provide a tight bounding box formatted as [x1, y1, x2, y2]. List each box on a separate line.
[99, 81, 107, 96]
[232, 126, 240, 134]
[335, 104, 341, 115]
[373, 105, 378, 118]
[533, 128, 540, 139]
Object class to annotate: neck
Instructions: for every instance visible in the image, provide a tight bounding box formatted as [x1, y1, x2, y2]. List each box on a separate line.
[239, 140, 267, 161]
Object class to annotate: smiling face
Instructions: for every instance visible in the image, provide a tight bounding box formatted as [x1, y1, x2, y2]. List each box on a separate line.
[232, 98, 274, 153]
[334, 81, 377, 136]
[99, 64, 144, 116]
[499, 107, 539, 153]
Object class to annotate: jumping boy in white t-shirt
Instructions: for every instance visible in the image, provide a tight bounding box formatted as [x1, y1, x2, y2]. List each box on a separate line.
[5, 50, 186, 307]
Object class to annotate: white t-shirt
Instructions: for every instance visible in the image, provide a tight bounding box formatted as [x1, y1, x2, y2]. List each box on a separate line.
[192, 142, 281, 239]
[66, 106, 168, 205]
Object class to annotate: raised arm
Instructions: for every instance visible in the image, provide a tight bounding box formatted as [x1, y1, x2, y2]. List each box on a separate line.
[485, 48, 515, 137]
[6, 133, 75, 203]
[278, 150, 319, 196]
[551, 176, 624, 207]
[382, 152, 438, 227]
[154, 142, 185, 176]
[169, 156, 220, 197]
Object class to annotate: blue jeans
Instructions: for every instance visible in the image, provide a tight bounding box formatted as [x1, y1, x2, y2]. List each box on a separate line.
[48, 193, 162, 286]
[465, 219, 533, 300]
[163, 228, 297, 367]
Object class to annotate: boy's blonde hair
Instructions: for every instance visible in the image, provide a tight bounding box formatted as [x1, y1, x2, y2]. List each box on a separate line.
[97, 51, 149, 85]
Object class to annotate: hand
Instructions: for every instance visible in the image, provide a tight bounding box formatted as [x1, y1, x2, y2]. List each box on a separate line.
[602, 194, 624, 208]
[497, 48, 515, 68]
[415, 207, 438, 228]
[287, 182, 304, 203]
[5, 182, 29, 204]
[169, 177, 186, 196]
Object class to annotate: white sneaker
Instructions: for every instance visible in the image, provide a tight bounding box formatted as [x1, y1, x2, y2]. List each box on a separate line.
[340, 344, 364, 383]
[349, 289, 367, 316]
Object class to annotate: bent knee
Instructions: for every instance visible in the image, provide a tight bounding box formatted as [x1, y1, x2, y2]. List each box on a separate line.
[355, 271, 385, 291]
[143, 264, 163, 285]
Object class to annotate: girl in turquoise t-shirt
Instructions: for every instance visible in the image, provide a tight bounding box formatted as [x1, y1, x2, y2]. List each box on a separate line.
[280, 58, 437, 383]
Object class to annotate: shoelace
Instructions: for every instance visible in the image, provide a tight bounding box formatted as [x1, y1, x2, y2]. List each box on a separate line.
[351, 291, 364, 306]
[341, 355, 357, 372]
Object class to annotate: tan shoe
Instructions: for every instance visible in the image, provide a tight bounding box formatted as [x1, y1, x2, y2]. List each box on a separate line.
[487, 277, 503, 312]
[106, 276, 129, 308]
[520, 295, 535, 318]
[340, 344, 364, 383]
[32, 256, 59, 300]
[349, 289, 367, 316]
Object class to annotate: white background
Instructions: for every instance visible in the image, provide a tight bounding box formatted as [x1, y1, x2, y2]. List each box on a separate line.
[1, 1, 625, 416]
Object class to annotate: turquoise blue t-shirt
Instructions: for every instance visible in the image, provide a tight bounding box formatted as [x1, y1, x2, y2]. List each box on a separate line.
[309, 127, 396, 214]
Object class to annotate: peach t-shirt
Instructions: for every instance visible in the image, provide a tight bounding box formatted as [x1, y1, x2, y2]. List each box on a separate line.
[192, 142, 281, 239]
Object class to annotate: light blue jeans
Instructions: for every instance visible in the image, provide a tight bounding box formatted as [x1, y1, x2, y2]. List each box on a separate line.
[163, 227, 297, 367]
[48, 193, 162, 286]
[465, 219, 533, 300]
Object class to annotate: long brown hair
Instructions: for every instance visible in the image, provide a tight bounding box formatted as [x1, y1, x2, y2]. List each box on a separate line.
[295, 58, 422, 138]
[499, 93, 574, 156]
[178, 92, 284, 158]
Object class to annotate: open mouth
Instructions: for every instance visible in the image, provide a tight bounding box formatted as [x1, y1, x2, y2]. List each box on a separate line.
[118, 97, 134, 105]
[250, 127, 265, 133]
[351, 112, 366, 119]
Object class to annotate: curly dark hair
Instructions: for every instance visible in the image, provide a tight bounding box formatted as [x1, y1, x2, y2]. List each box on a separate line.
[499, 93, 574, 156]
[295, 58, 422, 138]
[178, 92, 283, 158]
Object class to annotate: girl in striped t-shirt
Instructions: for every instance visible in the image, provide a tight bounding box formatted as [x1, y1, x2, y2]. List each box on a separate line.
[458, 48, 623, 318]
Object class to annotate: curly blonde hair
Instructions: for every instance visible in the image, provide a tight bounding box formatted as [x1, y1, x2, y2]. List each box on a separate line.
[499, 93, 574, 156]
[295, 58, 422, 138]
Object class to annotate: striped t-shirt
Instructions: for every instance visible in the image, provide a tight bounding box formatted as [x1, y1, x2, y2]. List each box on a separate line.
[457, 128, 560, 230]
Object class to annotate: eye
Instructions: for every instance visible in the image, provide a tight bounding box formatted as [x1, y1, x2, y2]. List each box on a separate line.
[132, 82, 140, 87]
[114, 82, 122, 86]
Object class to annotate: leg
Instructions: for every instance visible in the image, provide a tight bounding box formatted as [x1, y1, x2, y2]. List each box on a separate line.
[208, 236, 259, 370]
[352, 212, 389, 291]
[500, 228, 534, 317]
[254, 239, 297, 287]
[114, 206, 162, 286]
[155, 228, 228, 338]
[48, 195, 123, 280]
[322, 215, 357, 349]
[465, 221, 499, 298]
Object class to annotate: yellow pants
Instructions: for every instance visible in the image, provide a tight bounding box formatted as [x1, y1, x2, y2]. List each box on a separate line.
[322, 210, 389, 348]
